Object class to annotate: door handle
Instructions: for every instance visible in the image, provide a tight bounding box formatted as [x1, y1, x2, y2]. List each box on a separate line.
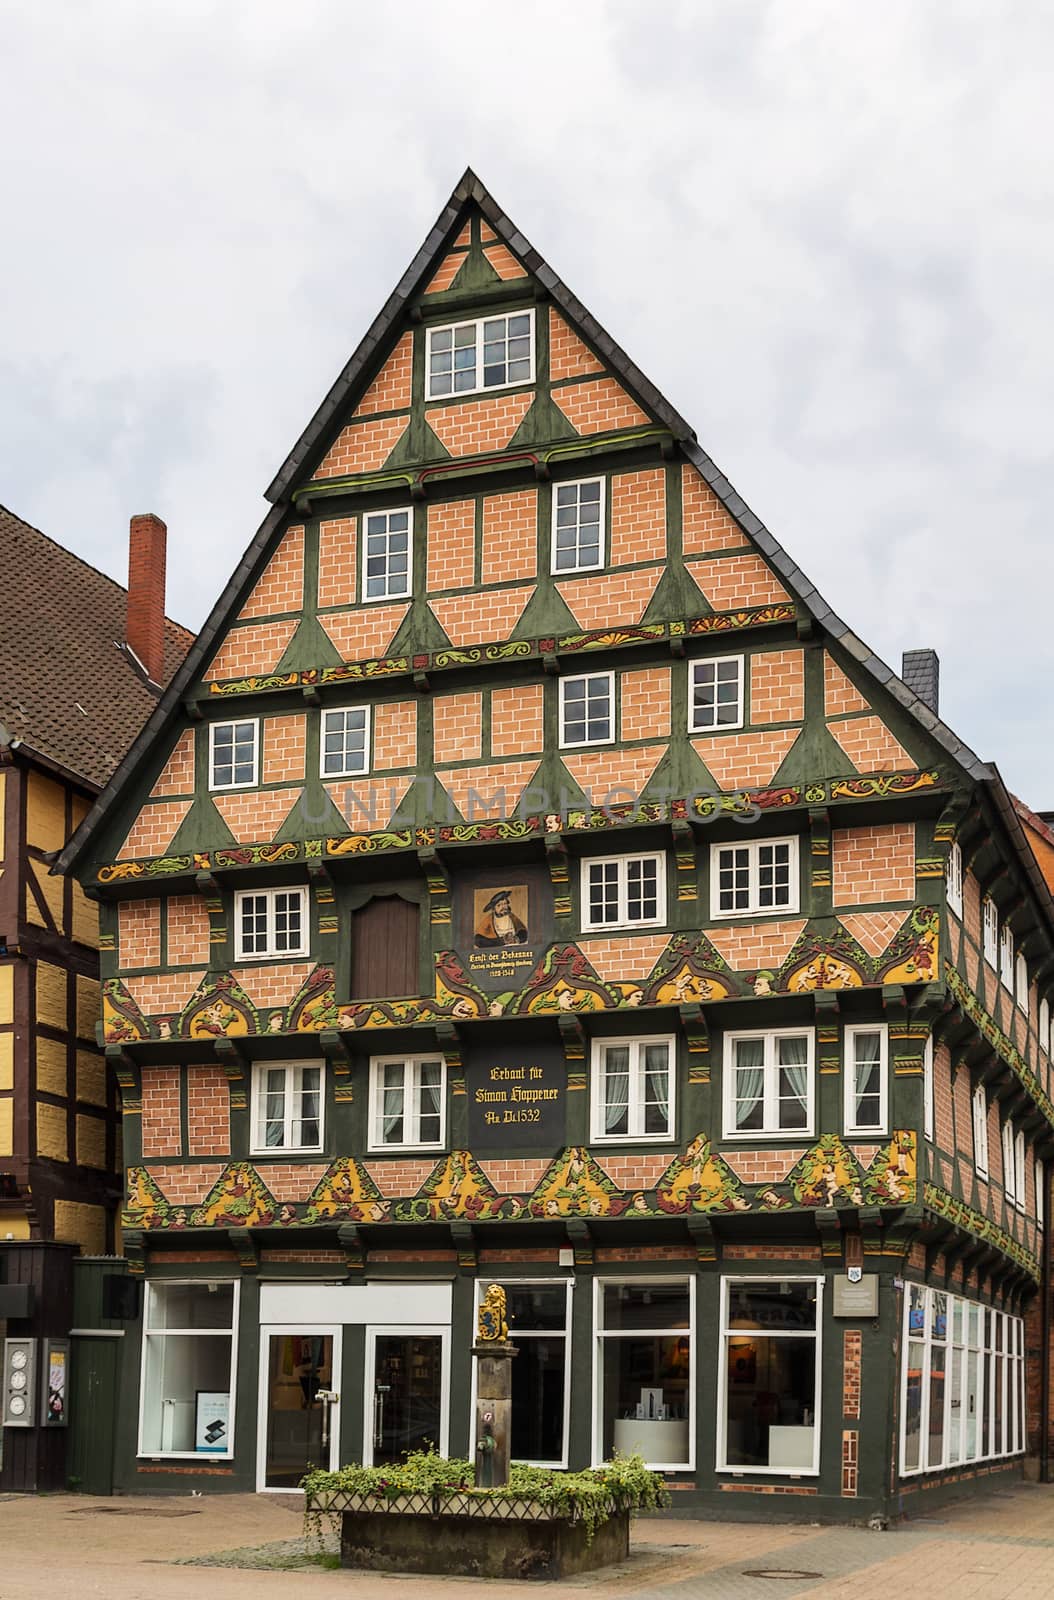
[373, 1389, 385, 1449]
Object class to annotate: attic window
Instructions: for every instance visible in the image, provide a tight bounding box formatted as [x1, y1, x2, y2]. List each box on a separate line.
[425, 310, 535, 400]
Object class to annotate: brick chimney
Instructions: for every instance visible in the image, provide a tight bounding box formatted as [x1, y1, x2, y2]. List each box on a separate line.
[126, 513, 168, 685]
[901, 648, 939, 715]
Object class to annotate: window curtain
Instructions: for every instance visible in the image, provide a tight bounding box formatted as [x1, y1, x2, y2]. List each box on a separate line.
[604, 1048, 630, 1132]
[854, 1032, 881, 1103]
[418, 1064, 442, 1126]
[734, 1038, 766, 1127]
[644, 1045, 669, 1128]
[780, 1035, 810, 1113]
[383, 1067, 404, 1139]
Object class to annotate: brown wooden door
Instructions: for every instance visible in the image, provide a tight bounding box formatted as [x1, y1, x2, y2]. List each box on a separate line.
[349, 897, 419, 999]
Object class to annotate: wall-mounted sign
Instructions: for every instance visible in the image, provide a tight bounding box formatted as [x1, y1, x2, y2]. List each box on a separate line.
[465, 1042, 566, 1152]
[455, 867, 552, 993]
[195, 1390, 230, 1453]
[832, 1275, 879, 1318]
[42, 1339, 69, 1427]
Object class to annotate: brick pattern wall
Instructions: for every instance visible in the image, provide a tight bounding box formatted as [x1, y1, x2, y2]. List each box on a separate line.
[620, 666, 672, 742]
[373, 700, 417, 770]
[117, 799, 193, 861]
[837, 910, 909, 958]
[556, 568, 660, 630]
[477, 1158, 553, 1192]
[824, 653, 870, 717]
[231, 962, 314, 1010]
[426, 500, 475, 592]
[599, 1153, 684, 1189]
[690, 728, 798, 789]
[841, 1431, 859, 1496]
[430, 587, 532, 646]
[490, 684, 544, 757]
[723, 1149, 809, 1183]
[425, 393, 533, 456]
[125, 970, 205, 1015]
[166, 895, 211, 968]
[551, 377, 649, 435]
[561, 744, 666, 802]
[610, 469, 665, 566]
[239, 524, 304, 619]
[118, 899, 161, 969]
[187, 1066, 230, 1156]
[829, 714, 913, 774]
[141, 1067, 181, 1157]
[548, 309, 603, 380]
[686, 552, 791, 610]
[150, 730, 195, 798]
[206, 620, 298, 681]
[261, 714, 307, 785]
[577, 934, 672, 982]
[353, 331, 413, 416]
[317, 518, 357, 608]
[843, 1329, 862, 1419]
[433, 691, 483, 764]
[424, 251, 465, 294]
[681, 465, 746, 555]
[321, 603, 410, 664]
[750, 649, 805, 725]
[213, 788, 300, 844]
[832, 823, 915, 906]
[481, 490, 536, 584]
[705, 920, 808, 971]
[315, 415, 408, 479]
[436, 760, 539, 821]
[482, 242, 527, 280]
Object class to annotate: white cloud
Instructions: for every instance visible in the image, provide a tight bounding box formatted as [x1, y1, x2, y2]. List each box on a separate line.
[1, 0, 1052, 796]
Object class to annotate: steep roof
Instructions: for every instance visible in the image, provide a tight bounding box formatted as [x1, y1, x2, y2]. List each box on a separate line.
[0, 503, 194, 789]
[54, 168, 1053, 930]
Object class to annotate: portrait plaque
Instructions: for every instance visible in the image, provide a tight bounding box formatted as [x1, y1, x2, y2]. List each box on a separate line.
[455, 866, 552, 993]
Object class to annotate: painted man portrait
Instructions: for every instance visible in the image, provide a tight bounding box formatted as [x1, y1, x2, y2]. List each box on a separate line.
[474, 887, 528, 948]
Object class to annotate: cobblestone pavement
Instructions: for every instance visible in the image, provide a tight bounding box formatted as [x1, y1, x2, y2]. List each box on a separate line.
[0, 1483, 1052, 1599]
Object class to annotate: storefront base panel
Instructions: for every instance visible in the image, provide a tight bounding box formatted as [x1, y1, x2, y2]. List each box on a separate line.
[892, 1457, 1025, 1519]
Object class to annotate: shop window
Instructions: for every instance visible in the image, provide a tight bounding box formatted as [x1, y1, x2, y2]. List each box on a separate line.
[350, 896, 420, 999]
[139, 1280, 239, 1458]
[590, 1037, 674, 1143]
[368, 1054, 445, 1151]
[901, 1286, 1024, 1474]
[722, 1028, 814, 1138]
[473, 1281, 570, 1466]
[844, 1024, 888, 1135]
[719, 1278, 821, 1475]
[594, 1279, 693, 1469]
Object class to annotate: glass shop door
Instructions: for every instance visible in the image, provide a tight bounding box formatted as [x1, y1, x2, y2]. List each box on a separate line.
[259, 1326, 340, 1490]
[366, 1327, 447, 1466]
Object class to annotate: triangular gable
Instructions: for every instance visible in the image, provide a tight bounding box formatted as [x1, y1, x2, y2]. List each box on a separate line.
[58, 168, 1000, 883]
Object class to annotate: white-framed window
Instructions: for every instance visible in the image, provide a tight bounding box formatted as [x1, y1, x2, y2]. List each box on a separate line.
[234, 887, 308, 960]
[425, 309, 535, 400]
[320, 705, 371, 778]
[361, 507, 412, 602]
[710, 836, 799, 918]
[946, 841, 963, 918]
[209, 718, 259, 791]
[999, 923, 1014, 991]
[471, 1280, 572, 1467]
[723, 1028, 814, 1138]
[1037, 1159, 1045, 1229]
[923, 1036, 935, 1142]
[900, 1287, 1024, 1474]
[559, 671, 614, 748]
[368, 1054, 445, 1151]
[551, 478, 604, 574]
[1015, 954, 1029, 1012]
[590, 1037, 675, 1143]
[1014, 1129, 1026, 1214]
[250, 1062, 323, 1153]
[973, 1084, 990, 1179]
[982, 897, 998, 967]
[1002, 1119, 1017, 1207]
[593, 1278, 694, 1470]
[1041, 998, 1050, 1054]
[139, 1279, 240, 1459]
[581, 853, 666, 931]
[689, 656, 744, 733]
[718, 1277, 822, 1476]
[844, 1024, 888, 1135]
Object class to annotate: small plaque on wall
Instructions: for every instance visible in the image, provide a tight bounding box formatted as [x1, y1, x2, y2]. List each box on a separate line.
[832, 1275, 879, 1318]
[465, 1042, 567, 1152]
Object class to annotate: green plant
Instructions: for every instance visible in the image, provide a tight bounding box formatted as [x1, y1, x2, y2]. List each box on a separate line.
[302, 1448, 669, 1548]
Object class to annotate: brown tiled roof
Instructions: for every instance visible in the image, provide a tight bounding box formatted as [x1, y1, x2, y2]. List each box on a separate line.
[0, 503, 194, 790]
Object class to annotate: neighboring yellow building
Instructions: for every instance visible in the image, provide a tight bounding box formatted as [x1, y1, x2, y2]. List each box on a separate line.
[0, 504, 192, 1249]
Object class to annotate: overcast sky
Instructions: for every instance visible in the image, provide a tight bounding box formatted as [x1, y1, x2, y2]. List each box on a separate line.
[3, 2, 1052, 800]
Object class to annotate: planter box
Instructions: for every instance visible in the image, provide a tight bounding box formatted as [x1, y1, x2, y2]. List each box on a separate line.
[330, 1499, 629, 1580]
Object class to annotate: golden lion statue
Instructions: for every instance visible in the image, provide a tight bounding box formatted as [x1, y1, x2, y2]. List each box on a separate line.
[477, 1283, 508, 1342]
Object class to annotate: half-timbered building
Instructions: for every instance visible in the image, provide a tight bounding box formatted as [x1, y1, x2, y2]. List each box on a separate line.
[58, 173, 1051, 1516]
